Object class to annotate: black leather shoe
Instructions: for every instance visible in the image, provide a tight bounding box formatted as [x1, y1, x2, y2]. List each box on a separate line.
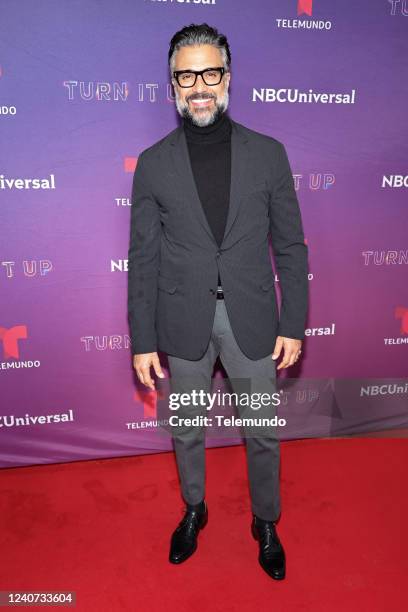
[251, 515, 286, 580]
[169, 500, 208, 564]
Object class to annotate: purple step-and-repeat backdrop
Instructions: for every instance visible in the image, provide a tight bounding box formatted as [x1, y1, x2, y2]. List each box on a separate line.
[1, 1, 407, 468]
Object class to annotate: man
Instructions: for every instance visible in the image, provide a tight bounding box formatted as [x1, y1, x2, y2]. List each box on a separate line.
[127, 23, 309, 580]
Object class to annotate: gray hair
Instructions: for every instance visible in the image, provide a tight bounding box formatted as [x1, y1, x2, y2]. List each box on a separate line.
[168, 23, 232, 74]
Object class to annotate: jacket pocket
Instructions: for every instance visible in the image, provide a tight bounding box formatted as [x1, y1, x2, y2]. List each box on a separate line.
[158, 274, 178, 294]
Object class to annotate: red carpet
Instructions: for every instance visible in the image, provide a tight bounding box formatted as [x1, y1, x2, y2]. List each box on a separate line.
[1, 438, 407, 611]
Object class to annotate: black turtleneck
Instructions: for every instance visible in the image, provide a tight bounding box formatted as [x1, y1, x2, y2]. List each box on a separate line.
[183, 111, 232, 288]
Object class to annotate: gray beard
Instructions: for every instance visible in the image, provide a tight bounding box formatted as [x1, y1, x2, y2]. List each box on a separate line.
[175, 89, 230, 127]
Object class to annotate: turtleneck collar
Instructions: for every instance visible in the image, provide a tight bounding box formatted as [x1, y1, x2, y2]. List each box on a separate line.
[183, 110, 232, 144]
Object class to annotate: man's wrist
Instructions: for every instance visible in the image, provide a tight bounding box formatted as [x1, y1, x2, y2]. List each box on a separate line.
[277, 327, 304, 341]
[132, 347, 157, 356]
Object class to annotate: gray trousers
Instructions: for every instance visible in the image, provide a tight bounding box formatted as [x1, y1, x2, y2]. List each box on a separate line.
[167, 298, 281, 521]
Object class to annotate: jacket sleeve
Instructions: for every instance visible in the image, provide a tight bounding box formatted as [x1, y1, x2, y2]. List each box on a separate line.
[268, 142, 309, 340]
[127, 151, 161, 355]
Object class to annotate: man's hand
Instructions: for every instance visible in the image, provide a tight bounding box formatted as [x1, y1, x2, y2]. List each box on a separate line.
[133, 352, 165, 390]
[272, 336, 303, 370]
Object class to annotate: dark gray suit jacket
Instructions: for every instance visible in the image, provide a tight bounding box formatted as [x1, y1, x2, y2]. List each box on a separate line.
[127, 117, 309, 360]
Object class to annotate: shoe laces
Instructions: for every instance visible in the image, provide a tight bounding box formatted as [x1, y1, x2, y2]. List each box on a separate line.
[176, 505, 202, 538]
[257, 521, 282, 556]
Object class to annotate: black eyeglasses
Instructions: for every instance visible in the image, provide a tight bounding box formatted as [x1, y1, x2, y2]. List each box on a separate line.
[173, 67, 227, 88]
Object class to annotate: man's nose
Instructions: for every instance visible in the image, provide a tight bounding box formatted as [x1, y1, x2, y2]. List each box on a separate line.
[194, 74, 209, 92]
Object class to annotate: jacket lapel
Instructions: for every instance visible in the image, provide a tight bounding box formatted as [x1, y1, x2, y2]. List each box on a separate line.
[169, 117, 250, 248]
[223, 119, 249, 245]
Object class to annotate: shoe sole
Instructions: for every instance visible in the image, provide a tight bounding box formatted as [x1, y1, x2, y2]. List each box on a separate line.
[169, 511, 208, 564]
